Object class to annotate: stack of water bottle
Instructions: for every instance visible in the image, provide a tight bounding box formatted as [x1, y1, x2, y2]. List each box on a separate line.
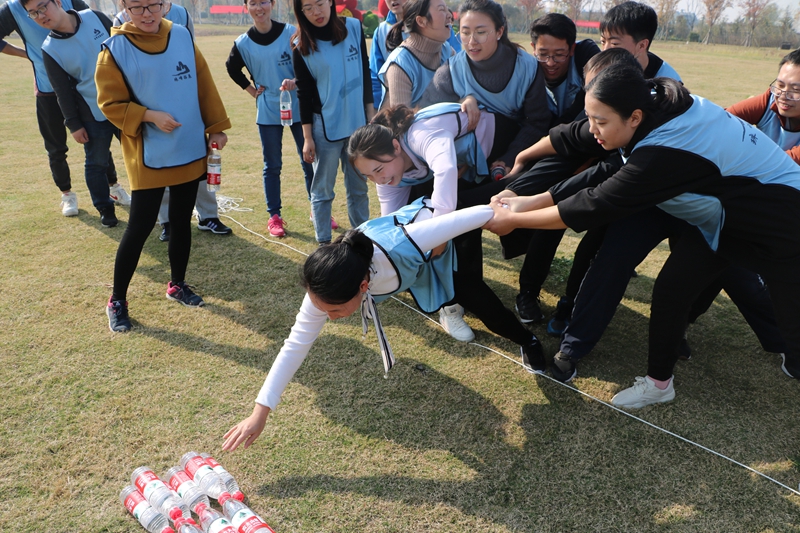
[120, 451, 276, 533]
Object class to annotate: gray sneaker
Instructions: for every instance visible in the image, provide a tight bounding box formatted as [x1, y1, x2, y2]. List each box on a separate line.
[551, 351, 577, 382]
[611, 376, 675, 409]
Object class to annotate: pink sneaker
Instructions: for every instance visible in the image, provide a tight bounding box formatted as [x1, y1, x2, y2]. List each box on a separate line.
[330, 216, 339, 230]
[268, 214, 286, 237]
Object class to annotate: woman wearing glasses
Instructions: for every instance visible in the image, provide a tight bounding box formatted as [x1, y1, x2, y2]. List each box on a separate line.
[417, 0, 550, 177]
[292, 0, 373, 245]
[226, 0, 313, 238]
[96, 0, 231, 331]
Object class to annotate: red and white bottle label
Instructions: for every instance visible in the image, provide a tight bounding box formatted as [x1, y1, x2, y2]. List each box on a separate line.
[133, 470, 166, 501]
[185, 455, 216, 482]
[208, 516, 237, 533]
[280, 109, 291, 121]
[168, 470, 194, 498]
[231, 510, 275, 533]
[124, 490, 148, 519]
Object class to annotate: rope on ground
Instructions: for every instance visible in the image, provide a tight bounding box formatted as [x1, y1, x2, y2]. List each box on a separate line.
[219, 210, 800, 499]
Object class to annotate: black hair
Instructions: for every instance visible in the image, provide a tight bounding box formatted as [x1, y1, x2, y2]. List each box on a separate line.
[292, 0, 347, 56]
[301, 230, 373, 304]
[347, 104, 416, 164]
[583, 48, 641, 78]
[600, 1, 658, 48]
[779, 48, 800, 69]
[458, 0, 521, 51]
[529, 13, 576, 48]
[387, 0, 433, 51]
[585, 63, 690, 119]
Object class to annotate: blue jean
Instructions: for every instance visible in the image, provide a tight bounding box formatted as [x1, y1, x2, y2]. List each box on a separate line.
[310, 114, 370, 243]
[82, 118, 118, 212]
[259, 122, 313, 216]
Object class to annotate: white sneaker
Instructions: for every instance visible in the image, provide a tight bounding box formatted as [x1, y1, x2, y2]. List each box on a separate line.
[109, 182, 132, 206]
[61, 191, 78, 216]
[611, 376, 675, 409]
[438, 304, 475, 342]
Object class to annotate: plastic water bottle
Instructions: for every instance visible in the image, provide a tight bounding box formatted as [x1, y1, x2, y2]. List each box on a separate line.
[131, 466, 190, 521]
[180, 451, 231, 501]
[207, 142, 221, 192]
[200, 453, 244, 501]
[280, 90, 292, 126]
[120, 485, 176, 533]
[173, 517, 204, 533]
[491, 166, 507, 181]
[219, 493, 276, 533]
[195, 502, 236, 533]
[164, 466, 210, 513]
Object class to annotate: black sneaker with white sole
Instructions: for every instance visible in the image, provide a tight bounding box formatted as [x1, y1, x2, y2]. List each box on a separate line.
[159, 222, 170, 242]
[166, 281, 205, 307]
[516, 291, 544, 324]
[107, 298, 131, 332]
[100, 206, 118, 228]
[521, 338, 546, 374]
[198, 218, 232, 235]
[781, 353, 800, 379]
[551, 351, 578, 382]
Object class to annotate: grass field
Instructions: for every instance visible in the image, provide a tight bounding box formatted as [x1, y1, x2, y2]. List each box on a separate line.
[0, 26, 799, 532]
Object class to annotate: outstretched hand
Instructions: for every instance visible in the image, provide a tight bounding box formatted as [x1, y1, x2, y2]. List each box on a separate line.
[222, 403, 271, 452]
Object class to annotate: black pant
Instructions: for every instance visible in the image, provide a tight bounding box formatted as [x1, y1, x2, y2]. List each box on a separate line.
[112, 177, 202, 301]
[36, 93, 71, 192]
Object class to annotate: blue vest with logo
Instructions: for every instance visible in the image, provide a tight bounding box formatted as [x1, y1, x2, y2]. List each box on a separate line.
[300, 16, 366, 141]
[360, 197, 457, 313]
[102, 24, 206, 168]
[8, 0, 75, 93]
[636, 95, 800, 250]
[42, 9, 108, 122]
[377, 41, 452, 109]
[449, 48, 537, 119]
[235, 24, 299, 125]
[400, 102, 489, 186]
[756, 93, 800, 151]
[545, 55, 582, 119]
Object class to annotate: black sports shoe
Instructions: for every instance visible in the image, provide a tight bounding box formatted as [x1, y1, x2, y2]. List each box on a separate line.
[198, 218, 232, 235]
[100, 206, 118, 228]
[166, 281, 205, 307]
[781, 353, 800, 379]
[546, 296, 573, 337]
[107, 298, 131, 332]
[159, 223, 170, 242]
[551, 351, 577, 382]
[516, 291, 544, 324]
[521, 338, 546, 374]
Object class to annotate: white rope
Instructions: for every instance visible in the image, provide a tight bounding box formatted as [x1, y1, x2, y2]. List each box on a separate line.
[219, 209, 800, 498]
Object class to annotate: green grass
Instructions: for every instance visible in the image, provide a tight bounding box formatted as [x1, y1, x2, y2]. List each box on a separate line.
[0, 26, 799, 532]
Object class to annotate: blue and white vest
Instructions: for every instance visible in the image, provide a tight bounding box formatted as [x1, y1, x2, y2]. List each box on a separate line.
[102, 24, 206, 168]
[756, 93, 800, 151]
[400, 102, 489, 185]
[8, 0, 75, 93]
[235, 24, 299, 125]
[300, 16, 366, 141]
[545, 54, 582, 119]
[377, 41, 452, 109]
[42, 9, 108, 122]
[636, 95, 800, 250]
[360, 197, 456, 313]
[449, 48, 537, 119]
[654, 60, 681, 82]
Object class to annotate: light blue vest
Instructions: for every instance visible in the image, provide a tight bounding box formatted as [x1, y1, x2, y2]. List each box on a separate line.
[372, 20, 395, 68]
[42, 9, 108, 122]
[545, 55, 582, 119]
[300, 17, 366, 141]
[636, 95, 800, 250]
[235, 24, 299, 125]
[449, 48, 537, 119]
[400, 102, 489, 186]
[8, 0, 75, 93]
[360, 197, 457, 313]
[377, 41, 452, 109]
[654, 60, 681, 82]
[756, 93, 800, 151]
[102, 24, 206, 168]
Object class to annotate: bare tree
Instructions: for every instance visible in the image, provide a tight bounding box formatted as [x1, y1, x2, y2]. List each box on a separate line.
[701, 0, 731, 43]
[560, 0, 585, 20]
[740, 0, 772, 45]
[602, 0, 626, 12]
[519, 0, 544, 29]
[652, 0, 681, 39]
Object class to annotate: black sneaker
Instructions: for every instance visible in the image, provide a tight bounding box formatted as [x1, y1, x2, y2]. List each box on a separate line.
[198, 218, 232, 235]
[551, 351, 577, 382]
[546, 296, 573, 337]
[159, 223, 170, 242]
[107, 298, 131, 332]
[521, 338, 546, 374]
[516, 291, 544, 324]
[100, 206, 118, 228]
[166, 281, 205, 307]
[781, 353, 800, 379]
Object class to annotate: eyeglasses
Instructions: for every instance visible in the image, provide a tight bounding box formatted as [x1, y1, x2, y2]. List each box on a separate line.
[769, 80, 800, 102]
[459, 29, 495, 44]
[124, 2, 164, 15]
[301, 0, 326, 14]
[534, 52, 569, 64]
[26, 0, 53, 19]
[247, 0, 271, 7]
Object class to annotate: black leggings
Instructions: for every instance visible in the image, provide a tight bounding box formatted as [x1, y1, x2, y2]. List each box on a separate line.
[112, 176, 202, 301]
